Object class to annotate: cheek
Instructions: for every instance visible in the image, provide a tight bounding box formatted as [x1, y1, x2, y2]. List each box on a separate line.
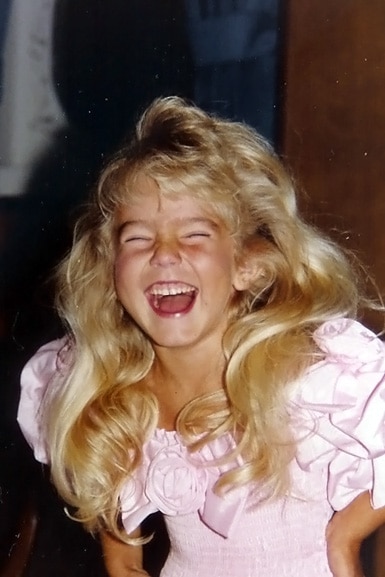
[113, 254, 132, 297]
[212, 249, 238, 280]
[114, 249, 135, 276]
[113, 254, 145, 315]
[113, 256, 122, 286]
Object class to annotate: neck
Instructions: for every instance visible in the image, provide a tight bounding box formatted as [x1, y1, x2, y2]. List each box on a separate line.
[144, 339, 227, 431]
[152, 345, 226, 394]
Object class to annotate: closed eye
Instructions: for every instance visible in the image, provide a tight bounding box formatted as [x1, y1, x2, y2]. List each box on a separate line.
[122, 236, 152, 244]
[123, 235, 150, 241]
[184, 232, 211, 239]
[117, 220, 153, 244]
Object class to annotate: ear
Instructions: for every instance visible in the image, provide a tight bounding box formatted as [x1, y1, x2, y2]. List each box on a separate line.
[233, 256, 260, 291]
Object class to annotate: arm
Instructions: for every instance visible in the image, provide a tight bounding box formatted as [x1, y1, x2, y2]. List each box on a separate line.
[100, 527, 150, 577]
[326, 490, 385, 577]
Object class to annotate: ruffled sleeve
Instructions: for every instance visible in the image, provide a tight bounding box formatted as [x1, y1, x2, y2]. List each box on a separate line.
[292, 318, 385, 510]
[17, 337, 71, 464]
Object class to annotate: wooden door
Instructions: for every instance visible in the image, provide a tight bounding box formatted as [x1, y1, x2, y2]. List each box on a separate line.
[280, 0, 385, 333]
[280, 2, 385, 575]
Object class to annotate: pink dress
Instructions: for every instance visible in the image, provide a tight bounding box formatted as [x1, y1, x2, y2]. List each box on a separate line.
[18, 319, 385, 577]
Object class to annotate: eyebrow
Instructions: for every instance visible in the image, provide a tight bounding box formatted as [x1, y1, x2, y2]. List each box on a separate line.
[117, 217, 219, 237]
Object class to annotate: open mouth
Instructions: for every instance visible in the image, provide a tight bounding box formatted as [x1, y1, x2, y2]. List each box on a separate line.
[146, 282, 197, 315]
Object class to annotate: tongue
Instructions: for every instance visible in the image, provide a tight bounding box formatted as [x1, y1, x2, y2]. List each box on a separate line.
[157, 293, 194, 314]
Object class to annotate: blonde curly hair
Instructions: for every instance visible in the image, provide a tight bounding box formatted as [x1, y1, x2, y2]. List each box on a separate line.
[45, 96, 366, 540]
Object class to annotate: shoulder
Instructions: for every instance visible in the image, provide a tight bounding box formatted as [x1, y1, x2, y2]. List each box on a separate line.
[291, 318, 385, 510]
[17, 337, 73, 463]
[20, 338, 73, 383]
[312, 317, 384, 364]
[293, 318, 385, 407]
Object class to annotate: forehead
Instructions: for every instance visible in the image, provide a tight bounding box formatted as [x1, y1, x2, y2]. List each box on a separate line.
[114, 173, 222, 225]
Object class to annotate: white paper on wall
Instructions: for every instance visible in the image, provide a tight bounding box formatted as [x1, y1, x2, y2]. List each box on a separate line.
[0, 0, 67, 196]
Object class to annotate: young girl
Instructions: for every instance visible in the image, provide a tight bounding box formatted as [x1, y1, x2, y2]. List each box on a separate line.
[18, 96, 385, 577]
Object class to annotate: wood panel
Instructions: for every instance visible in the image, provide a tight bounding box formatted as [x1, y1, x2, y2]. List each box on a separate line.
[280, 2, 385, 575]
[280, 0, 385, 333]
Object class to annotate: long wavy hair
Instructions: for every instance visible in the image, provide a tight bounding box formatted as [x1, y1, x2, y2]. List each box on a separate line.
[45, 96, 369, 540]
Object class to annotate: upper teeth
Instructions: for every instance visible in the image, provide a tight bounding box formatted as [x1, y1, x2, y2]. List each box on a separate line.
[150, 285, 195, 296]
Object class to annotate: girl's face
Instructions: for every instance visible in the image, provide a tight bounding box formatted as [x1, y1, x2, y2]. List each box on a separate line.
[113, 175, 249, 355]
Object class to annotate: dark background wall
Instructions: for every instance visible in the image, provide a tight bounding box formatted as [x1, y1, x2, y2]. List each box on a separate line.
[0, 2, 281, 576]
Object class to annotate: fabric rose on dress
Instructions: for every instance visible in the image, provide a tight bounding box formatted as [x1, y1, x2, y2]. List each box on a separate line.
[145, 447, 208, 515]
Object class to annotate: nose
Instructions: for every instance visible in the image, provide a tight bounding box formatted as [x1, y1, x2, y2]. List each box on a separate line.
[150, 238, 182, 267]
